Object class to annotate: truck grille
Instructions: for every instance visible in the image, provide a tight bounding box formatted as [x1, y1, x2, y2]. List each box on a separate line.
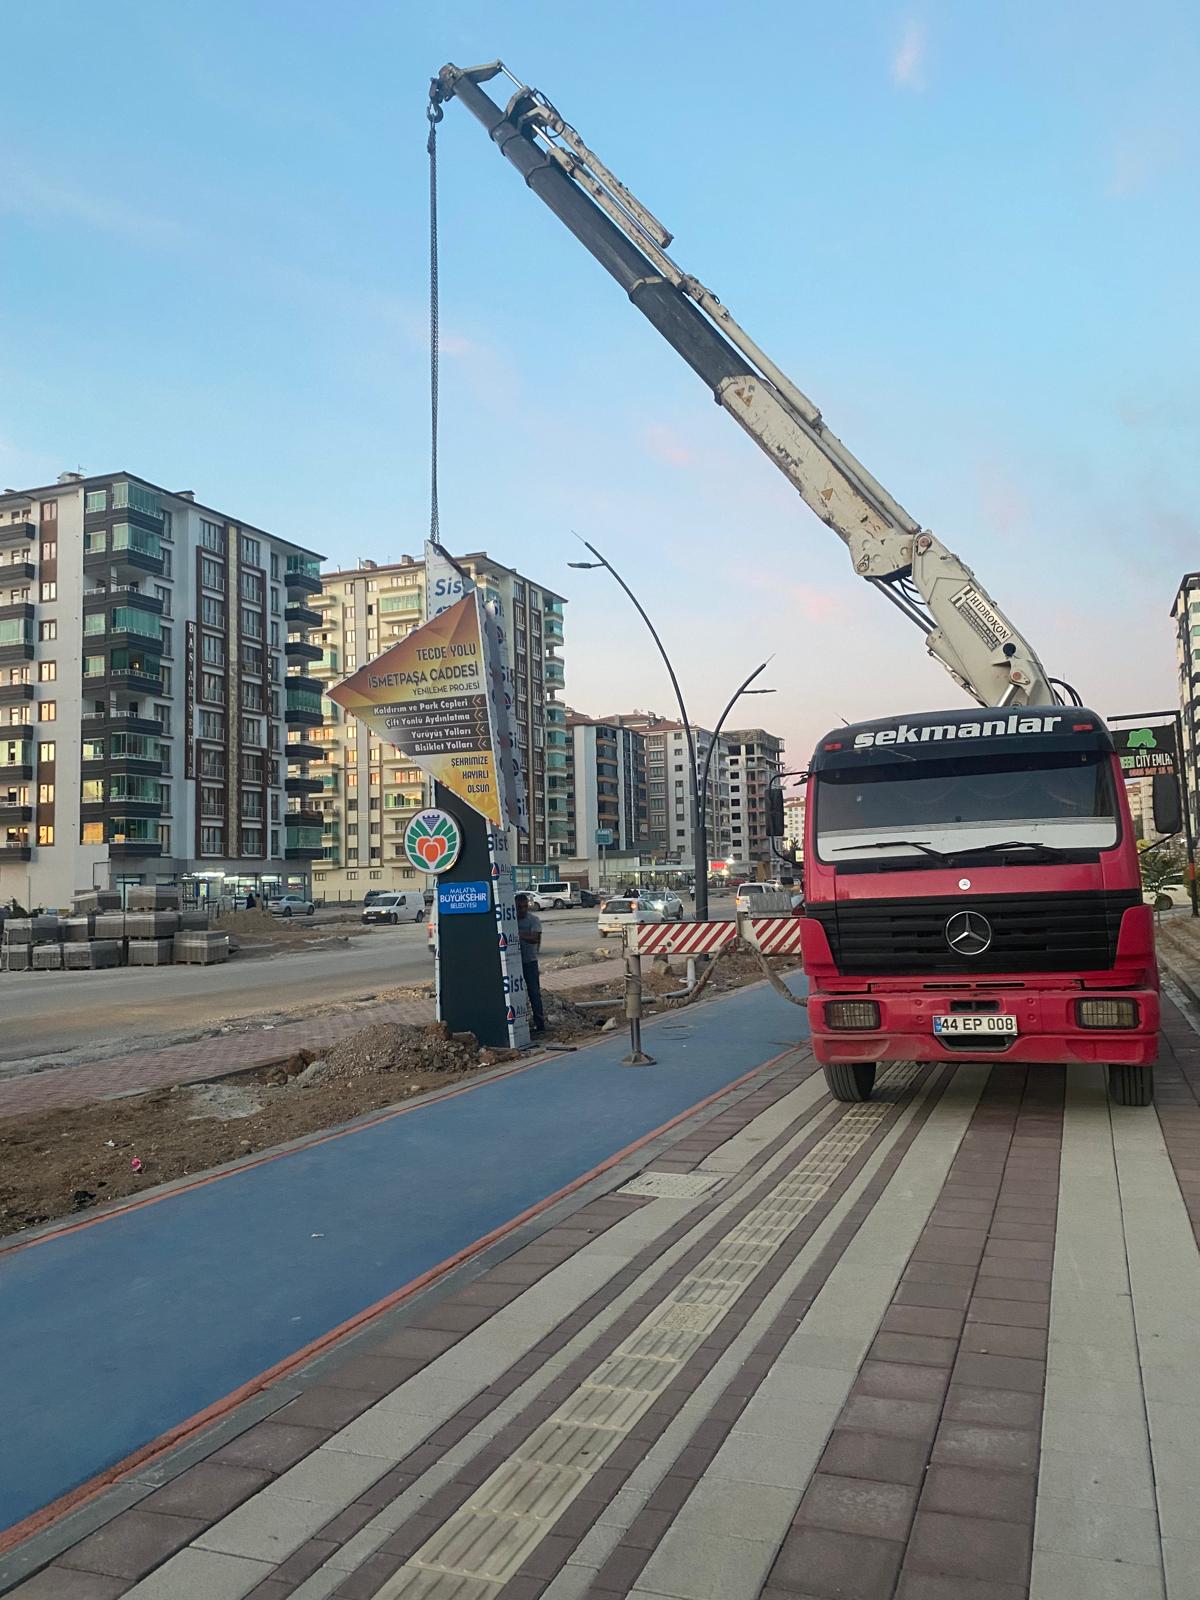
[807, 890, 1140, 977]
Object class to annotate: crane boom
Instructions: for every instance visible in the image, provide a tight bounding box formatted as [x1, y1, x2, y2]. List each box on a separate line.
[431, 61, 1059, 709]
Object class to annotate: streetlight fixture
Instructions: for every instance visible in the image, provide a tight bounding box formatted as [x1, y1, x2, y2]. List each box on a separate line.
[696, 674, 776, 920]
[567, 537, 775, 922]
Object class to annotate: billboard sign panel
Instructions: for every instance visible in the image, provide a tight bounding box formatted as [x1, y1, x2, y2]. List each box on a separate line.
[1112, 721, 1177, 778]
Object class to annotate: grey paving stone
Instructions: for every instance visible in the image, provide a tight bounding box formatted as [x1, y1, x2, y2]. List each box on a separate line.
[637, 1529, 776, 1600]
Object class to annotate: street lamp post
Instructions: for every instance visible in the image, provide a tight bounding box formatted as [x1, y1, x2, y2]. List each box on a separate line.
[568, 541, 702, 910]
[696, 669, 776, 918]
[568, 539, 774, 923]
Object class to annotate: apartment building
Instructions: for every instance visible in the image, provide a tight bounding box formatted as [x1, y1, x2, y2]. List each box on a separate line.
[1172, 573, 1200, 827]
[0, 471, 324, 909]
[309, 552, 567, 896]
[611, 712, 732, 869]
[562, 713, 649, 870]
[784, 794, 806, 850]
[724, 728, 785, 865]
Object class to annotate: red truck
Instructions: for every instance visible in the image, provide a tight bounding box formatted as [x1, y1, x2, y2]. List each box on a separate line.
[801, 708, 1167, 1106]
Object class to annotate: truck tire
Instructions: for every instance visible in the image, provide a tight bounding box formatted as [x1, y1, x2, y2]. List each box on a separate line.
[824, 1063, 876, 1102]
[1107, 1065, 1154, 1106]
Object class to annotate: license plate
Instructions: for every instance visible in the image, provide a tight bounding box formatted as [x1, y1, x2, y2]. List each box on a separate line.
[933, 1014, 1018, 1036]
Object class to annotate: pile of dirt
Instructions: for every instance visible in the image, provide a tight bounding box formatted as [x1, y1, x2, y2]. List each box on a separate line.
[322, 1021, 480, 1083]
[544, 949, 611, 972]
[542, 991, 603, 1034]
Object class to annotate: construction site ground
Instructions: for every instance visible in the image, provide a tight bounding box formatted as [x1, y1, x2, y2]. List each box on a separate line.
[2, 923, 1200, 1599]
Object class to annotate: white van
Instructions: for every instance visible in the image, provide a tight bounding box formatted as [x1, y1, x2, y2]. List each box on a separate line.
[530, 880, 578, 910]
[362, 891, 426, 925]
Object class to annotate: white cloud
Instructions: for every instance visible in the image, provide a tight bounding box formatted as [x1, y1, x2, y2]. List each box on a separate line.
[891, 20, 926, 92]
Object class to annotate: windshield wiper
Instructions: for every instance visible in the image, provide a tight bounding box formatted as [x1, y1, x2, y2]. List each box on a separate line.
[955, 839, 1066, 860]
[833, 840, 953, 862]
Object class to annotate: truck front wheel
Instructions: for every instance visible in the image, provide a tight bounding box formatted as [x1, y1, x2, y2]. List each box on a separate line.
[1107, 1065, 1154, 1107]
[824, 1063, 876, 1103]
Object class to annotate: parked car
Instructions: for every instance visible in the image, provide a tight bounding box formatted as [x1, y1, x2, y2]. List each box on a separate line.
[579, 888, 600, 908]
[529, 880, 578, 910]
[598, 890, 685, 936]
[1144, 883, 1191, 910]
[270, 893, 315, 918]
[363, 891, 426, 925]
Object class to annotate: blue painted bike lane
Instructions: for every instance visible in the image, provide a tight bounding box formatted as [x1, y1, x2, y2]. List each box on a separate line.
[0, 978, 808, 1534]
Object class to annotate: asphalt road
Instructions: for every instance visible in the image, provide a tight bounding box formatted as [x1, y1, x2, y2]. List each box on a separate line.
[0, 909, 605, 1069]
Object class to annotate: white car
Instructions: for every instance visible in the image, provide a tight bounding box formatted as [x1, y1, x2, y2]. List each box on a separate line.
[269, 893, 315, 918]
[597, 891, 685, 937]
[362, 891, 426, 925]
[529, 880, 577, 910]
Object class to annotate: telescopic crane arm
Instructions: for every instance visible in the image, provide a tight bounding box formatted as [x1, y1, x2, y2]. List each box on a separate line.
[430, 61, 1062, 710]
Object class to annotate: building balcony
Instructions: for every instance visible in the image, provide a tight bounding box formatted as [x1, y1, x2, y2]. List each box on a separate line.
[109, 839, 163, 859]
[0, 682, 33, 705]
[83, 710, 164, 737]
[0, 602, 35, 626]
[0, 521, 35, 550]
[284, 602, 321, 629]
[286, 805, 323, 829]
[1, 562, 36, 583]
[284, 559, 322, 597]
[286, 774, 324, 798]
[543, 614, 565, 645]
[84, 528, 164, 581]
[544, 660, 565, 688]
[104, 665, 165, 698]
[285, 671, 323, 697]
[286, 636, 323, 663]
[0, 804, 32, 825]
[285, 703, 324, 729]
[286, 737, 324, 763]
[285, 823, 324, 859]
[83, 586, 163, 617]
[0, 841, 31, 861]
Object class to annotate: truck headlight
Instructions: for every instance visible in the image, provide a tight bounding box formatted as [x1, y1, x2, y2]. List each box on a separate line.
[825, 1001, 880, 1029]
[1077, 999, 1139, 1029]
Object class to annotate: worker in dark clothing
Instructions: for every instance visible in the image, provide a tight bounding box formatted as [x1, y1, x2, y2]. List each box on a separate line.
[515, 893, 546, 1034]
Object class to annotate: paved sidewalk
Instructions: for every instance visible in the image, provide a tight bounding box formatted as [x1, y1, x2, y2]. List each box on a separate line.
[0, 962, 624, 1121]
[4, 997, 1199, 1599]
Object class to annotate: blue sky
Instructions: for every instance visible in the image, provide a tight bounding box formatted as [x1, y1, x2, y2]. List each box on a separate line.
[2, 0, 1198, 767]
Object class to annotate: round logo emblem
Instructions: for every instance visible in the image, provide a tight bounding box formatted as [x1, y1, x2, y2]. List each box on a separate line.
[403, 809, 462, 875]
[944, 910, 993, 957]
[958, 878, 972, 890]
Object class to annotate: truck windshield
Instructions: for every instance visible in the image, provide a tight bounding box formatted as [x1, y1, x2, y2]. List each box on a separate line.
[815, 749, 1119, 864]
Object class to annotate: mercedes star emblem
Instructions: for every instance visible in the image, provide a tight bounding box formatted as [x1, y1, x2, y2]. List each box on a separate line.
[945, 910, 993, 957]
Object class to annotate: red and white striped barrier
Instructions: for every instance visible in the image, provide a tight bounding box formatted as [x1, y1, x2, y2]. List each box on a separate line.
[627, 920, 739, 957]
[746, 916, 806, 956]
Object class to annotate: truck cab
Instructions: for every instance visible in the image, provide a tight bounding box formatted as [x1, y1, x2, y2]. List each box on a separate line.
[801, 708, 1160, 1106]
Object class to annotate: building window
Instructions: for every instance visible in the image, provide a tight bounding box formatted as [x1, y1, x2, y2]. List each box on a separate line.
[243, 571, 263, 604]
[38, 781, 54, 802]
[39, 740, 55, 763]
[200, 783, 225, 816]
[154, 584, 172, 615]
[37, 825, 54, 846]
[269, 620, 280, 647]
[200, 557, 225, 590]
[241, 826, 264, 855]
[85, 490, 107, 513]
[201, 596, 225, 627]
[40, 581, 56, 602]
[40, 541, 57, 561]
[200, 825, 225, 856]
[200, 672, 225, 704]
[200, 710, 224, 740]
[81, 821, 104, 845]
[159, 664, 172, 695]
[154, 703, 172, 734]
[201, 632, 225, 665]
[241, 606, 263, 639]
[161, 546, 173, 578]
[38, 661, 56, 682]
[240, 535, 261, 568]
[160, 626, 172, 655]
[158, 823, 171, 851]
[38, 701, 56, 722]
[199, 519, 223, 552]
[241, 715, 264, 746]
[270, 827, 280, 856]
[39, 620, 56, 641]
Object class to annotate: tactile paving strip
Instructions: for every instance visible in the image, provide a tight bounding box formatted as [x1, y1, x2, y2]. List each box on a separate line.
[376, 1064, 920, 1599]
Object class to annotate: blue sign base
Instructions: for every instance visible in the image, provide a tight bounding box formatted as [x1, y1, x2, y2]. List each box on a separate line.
[438, 881, 491, 915]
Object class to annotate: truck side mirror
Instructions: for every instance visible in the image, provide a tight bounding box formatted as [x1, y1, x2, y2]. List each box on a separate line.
[767, 788, 785, 839]
[1152, 773, 1183, 838]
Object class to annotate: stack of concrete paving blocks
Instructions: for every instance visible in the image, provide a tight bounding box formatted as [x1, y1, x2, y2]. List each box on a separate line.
[177, 909, 210, 931]
[127, 885, 181, 912]
[63, 939, 123, 971]
[1, 918, 32, 972]
[71, 889, 121, 915]
[128, 938, 176, 966]
[61, 915, 96, 943]
[126, 909, 182, 965]
[173, 930, 229, 965]
[33, 942, 63, 971]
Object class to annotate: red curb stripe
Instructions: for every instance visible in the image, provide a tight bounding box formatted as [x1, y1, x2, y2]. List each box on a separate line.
[0, 1048, 799, 1555]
